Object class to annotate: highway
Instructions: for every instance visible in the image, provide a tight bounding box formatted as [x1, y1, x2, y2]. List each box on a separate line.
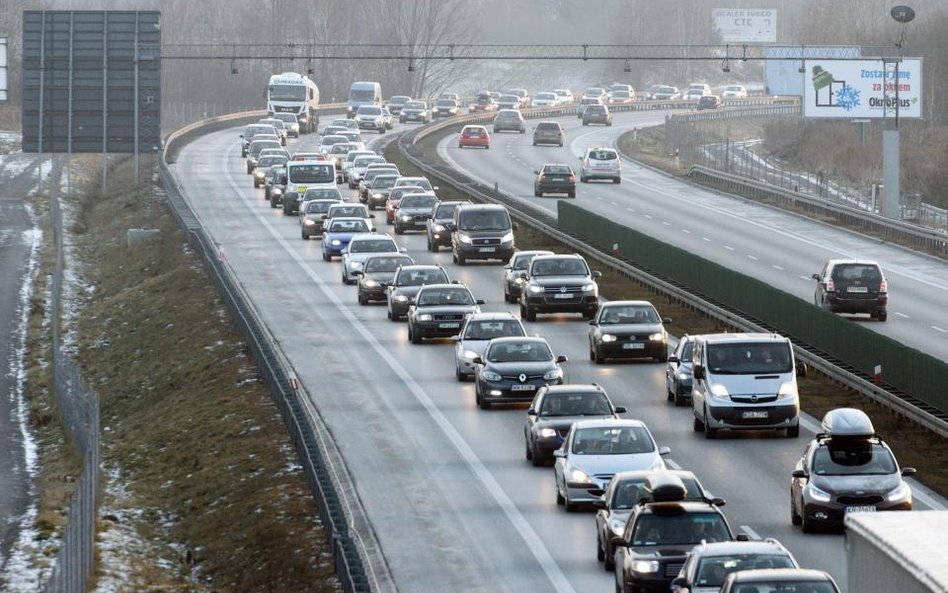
[169, 119, 946, 593]
[438, 110, 948, 363]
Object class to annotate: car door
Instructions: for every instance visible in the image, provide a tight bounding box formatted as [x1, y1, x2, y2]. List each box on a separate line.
[554, 425, 576, 494]
[814, 262, 830, 304]
[791, 442, 814, 516]
[525, 390, 546, 450]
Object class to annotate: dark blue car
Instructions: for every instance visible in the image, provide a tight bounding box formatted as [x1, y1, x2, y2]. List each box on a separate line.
[322, 217, 372, 261]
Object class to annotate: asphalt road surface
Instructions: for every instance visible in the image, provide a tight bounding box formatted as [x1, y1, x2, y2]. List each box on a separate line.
[170, 121, 946, 593]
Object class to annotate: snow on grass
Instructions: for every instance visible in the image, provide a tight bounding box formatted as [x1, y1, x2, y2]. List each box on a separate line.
[0, 154, 35, 177]
[28, 160, 54, 197]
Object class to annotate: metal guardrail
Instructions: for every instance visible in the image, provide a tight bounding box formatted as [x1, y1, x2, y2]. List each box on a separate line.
[394, 108, 948, 440]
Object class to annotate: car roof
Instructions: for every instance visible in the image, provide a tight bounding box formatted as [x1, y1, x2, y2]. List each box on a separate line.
[328, 217, 369, 223]
[459, 203, 506, 211]
[697, 333, 788, 344]
[466, 311, 519, 321]
[825, 258, 882, 267]
[572, 418, 646, 430]
[488, 335, 550, 346]
[601, 300, 655, 308]
[398, 264, 444, 271]
[728, 568, 835, 583]
[532, 253, 585, 262]
[349, 233, 394, 242]
[417, 282, 468, 291]
[688, 539, 792, 557]
[540, 163, 574, 169]
[539, 384, 606, 394]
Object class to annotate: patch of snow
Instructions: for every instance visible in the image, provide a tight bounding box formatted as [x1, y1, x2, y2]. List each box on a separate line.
[0, 155, 35, 178]
[27, 160, 54, 197]
[57, 194, 96, 356]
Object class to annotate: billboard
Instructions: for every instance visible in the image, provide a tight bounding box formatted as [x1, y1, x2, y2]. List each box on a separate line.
[803, 59, 922, 119]
[0, 38, 7, 101]
[713, 8, 777, 43]
[764, 47, 861, 96]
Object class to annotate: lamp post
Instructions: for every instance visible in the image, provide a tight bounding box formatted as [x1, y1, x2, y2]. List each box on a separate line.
[881, 5, 915, 220]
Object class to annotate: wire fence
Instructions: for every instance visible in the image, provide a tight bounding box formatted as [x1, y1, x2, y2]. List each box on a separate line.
[45, 159, 100, 593]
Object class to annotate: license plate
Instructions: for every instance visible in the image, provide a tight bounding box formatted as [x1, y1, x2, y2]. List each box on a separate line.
[742, 410, 769, 419]
[847, 286, 869, 293]
[845, 505, 877, 513]
[511, 384, 536, 392]
[623, 343, 645, 350]
[479, 247, 496, 253]
[438, 322, 460, 329]
[554, 293, 573, 299]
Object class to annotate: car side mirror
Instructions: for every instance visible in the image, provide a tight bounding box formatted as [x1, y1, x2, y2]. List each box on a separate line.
[812, 273, 821, 280]
[592, 271, 602, 278]
[797, 362, 808, 378]
[475, 299, 485, 305]
[693, 366, 705, 380]
[553, 449, 566, 458]
[321, 215, 328, 219]
[663, 317, 672, 324]
[792, 469, 807, 479]
[736, 533, 750, 542]
[711, 497, 726, 507]
[520, 272, 528, 280]
[369, 214, 376, 218]
[672, 576, 689, 587]
[238, 134, 245, 140]
[589, 320, 597, 326]
[450, 335, 461, 342]
[511, 222, 519, 231]
[668, 355, 679, 363]
[555, 355, 568, 363]
[658, 446, 671, 456]
[901, 467, 917, 477]
[472, 356, 484, 365]
[533, 170, 540, 175]
[590, 498, 607, 510]
[610, 536, 627, 547]
[352, 270, 363, 277]
[399, 247, 408, 253]
[527, 407, 537, 416]
[613, 405, 627, 414]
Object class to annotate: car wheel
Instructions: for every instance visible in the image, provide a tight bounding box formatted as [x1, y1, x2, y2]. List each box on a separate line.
[301, 231, 308, 240]
[358, 292, 367, 306]
[457, 254, 466, 266]
[458, 143, 464, 149]
[597, 534, 605, 561]
[603, 544, 615, 571]
[427, 238, 436, 252]
[657, 350, 669, 363]
[667, 386, 675, 402]
[524, 305, 536, 322]
[801, 501, 816, 533]
[525, 437, 533, 461]
[555, 480, 565, 505]
[877, 310, 888, 322]
[477, 388, 491, 410]
[613, 177, 621, 184]
[787, 424, 800, 438]
[503, 285, 511, 304]
[580, 174, 588, 183]
[559, 141, 564, 147]
[342, 270, 349, 285]
[322, 251, 330, 262]
[673, 389, 688, 407]
[693, 412, 704, 432]
[533, 141, 537, 146]
[564, 492, 578, 512]
[791, 494, 802, 525]
[409, 325, 421, 345]
[534, 190, 542, 197]
[568, 191, 575, 198]
[395, 224, 403, 235]
[530, 443, 543, 467]
[704, 410, 718, 439]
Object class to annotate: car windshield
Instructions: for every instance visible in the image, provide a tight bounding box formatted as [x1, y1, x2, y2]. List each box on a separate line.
[328, 206, 366, 218]
[536, 93, 556, 100]
[304, 201, 334, 214]
[571, 426, 654, 455]
[416, 288, 474, 306]
[695, 554, 796, 588]
[476, 96, 492, 104]
[357, 106, 382, 116]
[497, 112, 520, 120]
[813, 443, 898, 476]
[540, 393, 612, 417]
[289, 164, 334, 184]
[542, 166, 572, 175]
[258, 157, 287, 168]
[364, 256, 412, 273]
[329, 145, 354, 155]
[732, 581, 837, 593]
[405, 102, 426, 109]
[531, 258, 588, 276]
[340, 131, 362, 141]
[487, 341, 553, 363]
[631, 513, 729, 546]
[355, 157, 385, 167]
[500, 95, 518, 102]
[599, 305, 660, 324]
[436, 100, 455, 107]
[398, 178, 432, 190]
[463, 319, 525, 340]
[587, 150, 617, 160]
[320, 135, 348, 147]
[261, 119, 285, 129]
[587, 106, 606, 114]
[613, 91, 631, 99]
[268, 84, 305, 101]
[328, 220, 369, 233]
[458, 210, 509, 231]
[396, 269, 448, 287]
[303, 189, 342, 201]
[373, 176, 398, 189]
[250, 141, 281, 155]
[512, 253, 546, 270]
[391, 187, 423, 200]
[610, 477, 704, 509]
[390, 96, 410, 104]
[349, 239, 396, 254]
[706, 343, 792, 374]
[400, 195, 438, 209]
[350, 89, 377, 101]
[434, 204, 458, 218]
[245, 125, 274, 137]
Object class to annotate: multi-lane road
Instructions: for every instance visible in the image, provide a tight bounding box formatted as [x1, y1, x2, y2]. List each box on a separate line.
[170, 113, 945, 593]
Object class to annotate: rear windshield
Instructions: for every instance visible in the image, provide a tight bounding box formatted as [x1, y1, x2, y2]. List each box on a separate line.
[542, 166, 572, 175]
[537, 122, 560, 131]
[328, 206, 366, 218]
[434, 203, 459, 218]
[303, 189, 342, 201]
[610, 477, 704, 509]
[731, 581, 837, 593]
[587, 150, 617, 160]
[304, 201, 334, 214]
[405, 102, 426, 109]
[349, 238, 397, 253]
[462, 319, 525, 340]
[831, 264, 882, 284]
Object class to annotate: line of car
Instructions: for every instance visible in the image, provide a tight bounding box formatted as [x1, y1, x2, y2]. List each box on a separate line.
[241, 106, 906, 593]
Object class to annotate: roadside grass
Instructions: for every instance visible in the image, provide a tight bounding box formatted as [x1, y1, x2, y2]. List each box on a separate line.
[24, 155, 339, 591]
[389, 130, 948, 499]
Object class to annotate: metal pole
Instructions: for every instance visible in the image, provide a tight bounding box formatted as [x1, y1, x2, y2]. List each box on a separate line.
[68, 13, 74, 198]
[102, 17, 108, 195]
[38, 11, 46, 154]
[134, 12, 140, 184]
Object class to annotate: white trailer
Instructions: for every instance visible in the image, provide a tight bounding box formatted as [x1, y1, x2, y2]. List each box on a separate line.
[267, 72, 320, 134]
[846, 510, 948, 593]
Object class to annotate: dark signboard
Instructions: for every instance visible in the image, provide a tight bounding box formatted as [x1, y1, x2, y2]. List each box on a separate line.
[21, 11, 161, 153]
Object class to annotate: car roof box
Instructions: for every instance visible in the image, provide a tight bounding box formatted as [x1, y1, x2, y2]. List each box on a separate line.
[821, 408, 874, 439]
[643, 473, 687, 503]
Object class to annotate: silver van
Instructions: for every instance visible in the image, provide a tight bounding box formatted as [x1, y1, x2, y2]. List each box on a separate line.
[690, 333, 803, 439]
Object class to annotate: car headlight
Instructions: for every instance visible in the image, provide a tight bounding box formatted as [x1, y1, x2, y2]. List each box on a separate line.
[400, 214, 412, 221]
[434, 224, 446, 232]
[582, 283, 597, 292]
[363, 280, 379, 288]
[458, 234, 473, 244]
[650, 457, 666, 471]
[254, 170, 265, 178]
[528, 285, 545, 294]
[600, 334, 617, 343]
[513, 277, 525, 285]
[350, 261, 363, 270]
[373, 193, 383, 199]
[709, 383, 730, 399]
[610, 518, 626, 536]
[778, 382, 798, 400]
[304, 219, 316, 226]
[648, 332, 665, 342]
[570, 468, 591, 483]
[500, 232, 514, 243]
[887, 481, 912, 502]
[543, 368, 563, 381]
[393, 295, 409, 303]
[631, 560, 660, 574]
[331, 239, 342, 246]
[463, 350, 479, 360]
[482, 370, 502, 382]
[676, 370, 692, 381]
[272, 187, 283, 195]
[417, 314, 433, 321]
[538, 428, 557, 439]
[806, 483, 832, 503]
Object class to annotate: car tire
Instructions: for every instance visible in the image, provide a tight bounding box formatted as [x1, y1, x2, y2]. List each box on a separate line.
[568, 191, 575, 198]
[457, 254, 466, 266]
[409, 325, 421, 345]
[791, 494, 803, 526]
[787, 424, 800, 438]
[427, 238, 436, 252]
[503, 286, 511, 303]
[358, 292, 367, 306]
[657, 350, 669, 363]
[555, 481, 565, 505]
[342, 270, 349, 285]
[704, 410, 718, 439]
[530, 444, 543, 467]
[801, 502, 816, 533]
[525, 437, 533, 461]
[524, 305, 536, 322]
[613, 178, 621, 184]
[693, 413, 704, 432]
[603, 545, 615, 571]
[564, 493, 578, 512]
[395, 224, 403, 235]
[301, 231, 308, 240]
[534, 190, 542, 197]
[476, 389, 491, 410]
[673, 390, 688, 407]
[533, 141, 537, 146]
[877, 310, 888, 322]
[667, 387, 675, 402]
[559, 141, 564, 147]
[322, 251, 330, 262]
[580, 174, 588, 183]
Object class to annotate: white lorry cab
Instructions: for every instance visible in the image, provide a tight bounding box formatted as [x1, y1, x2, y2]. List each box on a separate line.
[347, 81, 383, 118]
[283, 160, 337, 214]
[267, 72, 320, 134]
[690, 332, 804, 439]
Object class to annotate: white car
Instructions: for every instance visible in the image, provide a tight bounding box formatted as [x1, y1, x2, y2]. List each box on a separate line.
[342, 234, 403, 285]
[346, 155, 386, 189]
[270, 113, 300, 138]
[580, 147, 621, 184]
[354, 105, 387, 134]
[553, 89, 574, 104]
[683, 83, 712, 100]
[531, 92, 559, 108]
[341, 150, 377, 182]
[452, 313, 526, 381]
[721, 85, 748, 98]
[553, 419, 670, 511]
[318, 134, 349, 155]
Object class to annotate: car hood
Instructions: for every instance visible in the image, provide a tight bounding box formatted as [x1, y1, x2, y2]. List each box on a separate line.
[708, 375, 787, 397]
[597, 322, 664, 335]
[628, 545, 693, 559]
[811, 473, 901, 496]
[571, 452, 663, 476]
[391, 285, 425, 299]
[457, 229, 511, 237]
[398, 206, 432, 215]
[536, 414, 617, 431]
[532, 275, 593, 287]
[415, 304, 479, 315]
[485, 360, 558, 374]
[403, 108, 426, 114]
[324, 232, 361, 243]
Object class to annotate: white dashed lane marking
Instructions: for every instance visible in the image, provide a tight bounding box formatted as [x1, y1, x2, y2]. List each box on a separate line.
[773, 265, 784, 270]
[703, 237, 712, 242]
[934, 326, 947, 334]
[682, 229, 691, 234]
[724, 245, 734, 251]
[895, 312, 910, 319]
[747, 255, 759, 261]
[662, 221, 671, 226]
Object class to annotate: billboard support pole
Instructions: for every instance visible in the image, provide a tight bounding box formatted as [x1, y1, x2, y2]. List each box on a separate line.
[134, 13, 140, 185]
[101, 19, 108, 195]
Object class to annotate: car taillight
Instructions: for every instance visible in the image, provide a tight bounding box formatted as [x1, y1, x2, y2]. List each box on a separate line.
[879, 279, 887, 293]
[569, 175, 576, 182]
[825, 279, 835, 292]
[539, 175, 547, 182]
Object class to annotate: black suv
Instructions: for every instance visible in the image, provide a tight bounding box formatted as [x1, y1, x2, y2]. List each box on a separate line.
[812, 259, 888, 321]
[386, 265, 450, 321]
[523, 384, 625, 465]
[519, 254, 601, 321]
[426, 200, 468, 252]
[613, 474, 739, 593]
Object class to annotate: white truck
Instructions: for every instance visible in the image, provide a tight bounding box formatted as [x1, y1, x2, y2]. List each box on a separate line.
[266, 72, 320, 134]
[846, 510, 948, 593]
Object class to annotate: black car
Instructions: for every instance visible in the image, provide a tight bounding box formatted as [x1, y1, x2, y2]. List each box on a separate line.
[394, 193, 439, 235]
[583, 104, 613, 126]
[406, 284, 483, 343]
[253, 155, 288, 188]
[790, 408, 914, 533]
[473, 336, 567, 410]
[365, 174, 400, 211]
[664, 335, 694, 406]
[519, 254, 601, 321]
[523, 384, 625, 466]
[451, 204, 517, 265]
[812, 259, 888, 321]
[300, 199, 342, 240]
[386, 95, 411, 115]
[426, 201, 467, 252]
[613, 474, 739, 593]
[696, 95, 721, 110]
[386, 265, 450, 321]
[432, 98, 460, 119]
[534, 164, 576, 198]
[502, 250, 554, 303]
[493, 109, 526, 133]
[399, 101, 431, 123]
[354, 254, 414, 305]
[588, 300, 670, 363]
[265, 165, 287, 207]
[532, 121, 565, 147]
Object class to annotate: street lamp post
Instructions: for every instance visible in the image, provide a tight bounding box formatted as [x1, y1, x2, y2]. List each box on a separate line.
[882, 5, 915, 220]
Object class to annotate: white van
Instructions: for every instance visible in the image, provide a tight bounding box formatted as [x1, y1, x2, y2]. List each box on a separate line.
[347, 81, 383, 118]
[690, 333, 803, 439]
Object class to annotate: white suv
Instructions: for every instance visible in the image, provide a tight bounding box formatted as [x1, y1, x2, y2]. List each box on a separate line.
[579, 147, 621, 184]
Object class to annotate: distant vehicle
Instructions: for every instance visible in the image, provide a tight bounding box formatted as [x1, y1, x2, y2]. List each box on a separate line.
[379, 107, 395, 129]
[426, 200, 468, 252]
[608, 83, 634, 98]
[576, 97, 604, 118]
[341, 234, 401, 285]
[531, 92, 559, 108]
[252, 155, 288, 188]
[458, 125, 490, 149]
[519, 253, 601, 321]
[608, 90, 634, 104]
[533, 163, 576, 198]
[431, 98, 459, 119]
[648, 85, 681, 100]
[812, 259, 888, 321]
[721, 84, 748, 98]
[321, 217, 372, 261]
[469, 94, 497, 113]
[299, 198, 343, 240]
[267, 72, 320, 134]
[552, 89, 574, 104]
[588, 300, 670, 363]
[399, 101, 431, 124]
[532, 121, 564, 147]
[354, 105, 387, 134]
[451, 203, 516, 264]
[239, 124, 277, 157]
[452, 312, 526, 381]
[583, 87, 608, 101]
[496, 94, 521, 110]
[508, 88, 531, 108]
[385, 95, 411, 115]
[258, 117, 288, 144]
[582, 104, 613, 126]
[364, 173, 400, 211]
[386, 264, 450, 321]
[347, 81, 382, 118]
[406, 284, 483, 344]
[580, 147, 621, 183]
[270, 112, 300, 137]
[696, 95, 721, 110]
[665, 335, 695, 406]
[283, 161, 336, 215]
[502, 250, 554, 304]
[354, 254, 415, 305]
[394, 192, 439, 235]
[493, 109, 526, 134]
[683, 82, 712, 100]
[246, 138, 282, 173]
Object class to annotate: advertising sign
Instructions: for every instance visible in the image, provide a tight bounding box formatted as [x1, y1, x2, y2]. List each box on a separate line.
[803, 59, 922, 119]
[0, 38, 7, 101]
[713, 8, 777, 43]
[764, 47, 861, 96]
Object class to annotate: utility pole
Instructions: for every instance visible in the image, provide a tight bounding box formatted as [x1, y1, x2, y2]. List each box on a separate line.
[882, 5, 915, 220]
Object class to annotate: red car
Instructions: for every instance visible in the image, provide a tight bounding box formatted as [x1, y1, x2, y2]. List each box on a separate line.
[459, 125, 491, 149]
[469, 95, 497, 113]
